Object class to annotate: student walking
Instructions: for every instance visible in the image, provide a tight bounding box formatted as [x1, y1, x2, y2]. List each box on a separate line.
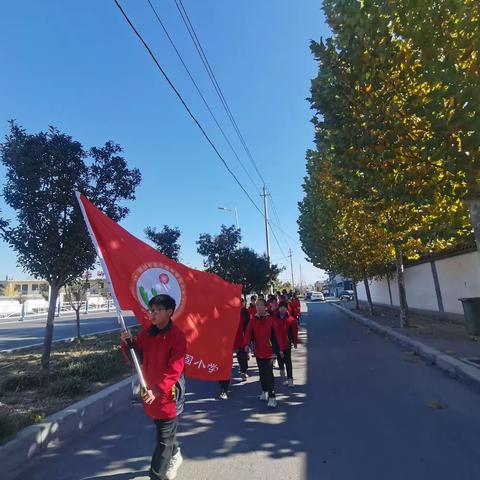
[244, 298, 287, 408]
[273, 301, 298, 387]
[235, 299, 251, 381]
[290, 292, 301, 325]
[121, 294, 186, 480]
[218, 299, 251, 399]
[247, 295, 257, 317]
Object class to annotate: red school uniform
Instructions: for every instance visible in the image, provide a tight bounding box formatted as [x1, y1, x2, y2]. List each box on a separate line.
[122, 322, 186, 419]
[234, 307, 251, 349]
[243, 313, 288, 358]
[273, 312, 299, 349]
[290, 298, 301, 318]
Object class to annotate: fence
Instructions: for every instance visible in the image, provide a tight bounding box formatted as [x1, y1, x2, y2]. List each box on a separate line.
[0, 296, 113, 320]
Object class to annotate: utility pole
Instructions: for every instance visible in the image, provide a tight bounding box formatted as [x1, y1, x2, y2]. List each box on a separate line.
[261, 186, 273, 294]
[288, 248, 295, 290]
[261, 186, 271, 267]
[299, 264, 303, 292]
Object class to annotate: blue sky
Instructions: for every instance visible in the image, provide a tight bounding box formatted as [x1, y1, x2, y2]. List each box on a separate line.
[0, 0, 329, 286]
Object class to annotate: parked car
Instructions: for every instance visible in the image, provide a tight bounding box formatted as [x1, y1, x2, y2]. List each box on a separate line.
[338, 290, 354, 301]
[310, 291, 325, 302]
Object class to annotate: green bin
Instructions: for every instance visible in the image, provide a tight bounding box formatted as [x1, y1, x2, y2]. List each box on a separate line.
[459, 297, 480, 335]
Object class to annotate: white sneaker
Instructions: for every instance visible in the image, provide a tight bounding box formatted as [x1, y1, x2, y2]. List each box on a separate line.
[287, 379, 294, 388]
[267, 397, 277, 408]
[165, 450, 183, 480]
[240, 372, 248, 381]
[219, 391, 228, 400]
[259, 391, 268, 401]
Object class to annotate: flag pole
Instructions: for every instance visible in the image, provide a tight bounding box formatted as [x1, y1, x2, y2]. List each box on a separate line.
[75, 192, 148, 391]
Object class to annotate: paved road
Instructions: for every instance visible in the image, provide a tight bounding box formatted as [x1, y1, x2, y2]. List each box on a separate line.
[17, 303, 480, 479]
[0, 311, 138, 351]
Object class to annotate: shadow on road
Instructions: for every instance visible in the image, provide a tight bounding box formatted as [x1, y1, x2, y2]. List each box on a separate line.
[19, 326, 309, 480]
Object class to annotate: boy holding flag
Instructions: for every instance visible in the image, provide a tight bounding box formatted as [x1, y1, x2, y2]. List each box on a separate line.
[122, 294, 186, 480]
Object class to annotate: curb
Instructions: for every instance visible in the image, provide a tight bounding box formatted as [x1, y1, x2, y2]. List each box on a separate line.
[1, 376, 135, 480]
[332, 303, 480, 390]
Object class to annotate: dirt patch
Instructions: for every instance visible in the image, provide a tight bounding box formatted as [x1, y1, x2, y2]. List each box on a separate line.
[0, 327, 140, 445]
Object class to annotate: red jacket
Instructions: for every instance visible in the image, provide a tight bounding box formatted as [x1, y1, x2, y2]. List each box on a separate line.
[247, 304, 257, 317]
[122, 322, 186, 419]
[244, 314, 288, 358]
[234, 307, 251, 349]
[273, 313, 299, 349]
[290, 298, 301, 318]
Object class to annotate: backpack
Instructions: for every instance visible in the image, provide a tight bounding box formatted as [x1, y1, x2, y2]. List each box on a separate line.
[173, 372, 186, 416]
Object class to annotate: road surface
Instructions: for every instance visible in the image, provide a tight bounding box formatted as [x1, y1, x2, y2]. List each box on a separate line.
[15, 302, 480, 479]
[0, 311, 138, 351]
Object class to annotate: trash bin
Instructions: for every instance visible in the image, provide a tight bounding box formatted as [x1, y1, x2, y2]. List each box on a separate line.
[459, 297, 480, 335]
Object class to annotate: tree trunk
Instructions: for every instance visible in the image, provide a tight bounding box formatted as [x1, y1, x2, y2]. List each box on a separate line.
[362, 268, 374, 315]
[467, 198, 480, 261]
[352, 281, 360, 310]
[75, 307, 81, 340]
[386, 274, 393, 306]
[394, 244, 409, 328]
[41, 283, 60, 386]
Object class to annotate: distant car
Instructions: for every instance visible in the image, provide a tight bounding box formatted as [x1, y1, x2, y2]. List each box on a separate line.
[310, 291, 325, 302]
[338, 290, 354, 301]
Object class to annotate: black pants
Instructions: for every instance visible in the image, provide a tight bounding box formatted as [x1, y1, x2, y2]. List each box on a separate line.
[256, 357, 275, 397]
[219, 379, 230, 393]
[150, 417, 179, 480]
[277, 348, 293, 379]
[236, 348, 249, 373]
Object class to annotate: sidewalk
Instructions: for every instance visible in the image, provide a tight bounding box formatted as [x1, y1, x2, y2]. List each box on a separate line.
[342, 302, 479, 361]
[334, 302, 480, 387]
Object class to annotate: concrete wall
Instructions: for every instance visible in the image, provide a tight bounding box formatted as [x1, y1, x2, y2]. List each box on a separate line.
[356, 251, 480, 318]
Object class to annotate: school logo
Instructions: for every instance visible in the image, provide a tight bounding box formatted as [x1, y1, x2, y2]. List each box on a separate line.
[131, 262, 186, 317]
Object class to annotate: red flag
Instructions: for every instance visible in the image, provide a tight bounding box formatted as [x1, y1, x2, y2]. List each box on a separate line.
[77, 193, 242, 381]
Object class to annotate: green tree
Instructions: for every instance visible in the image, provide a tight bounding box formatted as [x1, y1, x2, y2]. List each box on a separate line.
[197, 226, 281, 294]
[299, 150, 392, 315]
[145, 225, 181, 261]
[302, 1, 471, 326]
[385, 0, 480, 257]
[196, 225, 242, 281]
[65, 278, 89, 341]
[231, 247, 282, 297]
[0, 122, 141, 383]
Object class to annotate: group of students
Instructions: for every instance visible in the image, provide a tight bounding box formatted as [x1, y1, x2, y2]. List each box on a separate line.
[219, 290, 301, 409]
[120, 290, 301, 480]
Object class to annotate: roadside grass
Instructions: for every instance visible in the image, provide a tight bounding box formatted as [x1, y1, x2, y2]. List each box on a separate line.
[0, 327, 140, 445]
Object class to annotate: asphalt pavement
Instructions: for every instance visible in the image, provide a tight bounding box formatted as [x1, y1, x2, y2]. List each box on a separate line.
[0, 311, 138, 351]
[15, 303, 480, 480]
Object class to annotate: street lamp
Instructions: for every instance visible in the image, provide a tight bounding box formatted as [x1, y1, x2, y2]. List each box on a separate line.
[217, 206, 239, 229]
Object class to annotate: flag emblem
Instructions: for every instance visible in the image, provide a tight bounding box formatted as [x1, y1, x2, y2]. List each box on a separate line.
[131, 262, 186, 316]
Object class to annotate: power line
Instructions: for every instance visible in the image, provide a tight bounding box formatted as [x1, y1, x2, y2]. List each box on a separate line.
[173, 0, 267, 186]
[269, 195, 292, 251]
[113, 0, 265, 217]
[270, 224, 287, 260]
[145, 0, 261, 194]
[173, 0, 297, 252]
